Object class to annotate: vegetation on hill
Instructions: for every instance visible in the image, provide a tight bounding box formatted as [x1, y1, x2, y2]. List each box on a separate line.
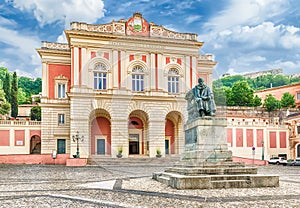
[213, 74, 299, 110]
[0, 67, 42, 117]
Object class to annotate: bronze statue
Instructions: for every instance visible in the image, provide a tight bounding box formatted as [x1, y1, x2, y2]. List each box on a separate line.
[192, 77, 216, 117]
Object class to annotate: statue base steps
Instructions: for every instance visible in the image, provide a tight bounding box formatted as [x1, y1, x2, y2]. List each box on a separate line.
[153, 117, 279, 189]
[153, 171, 279, 189]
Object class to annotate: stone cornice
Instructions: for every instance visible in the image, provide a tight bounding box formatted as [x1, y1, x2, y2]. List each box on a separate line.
[36, 48, 71, 58]
[65, 29, 203, 49]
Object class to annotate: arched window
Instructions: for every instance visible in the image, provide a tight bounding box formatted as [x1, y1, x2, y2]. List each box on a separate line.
[132, 65, 144, 92]
[297, 144, 300, 158]
[94, 63, 107, 90]
[168, 68, 179, 94]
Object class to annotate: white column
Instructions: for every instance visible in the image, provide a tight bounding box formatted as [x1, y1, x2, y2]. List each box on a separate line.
[232, 127, 236, 148]
[112, 50, 118, 89]
[42, 62, 48, 97]
[148, 119, 165, 157]
[73, 47, 79, 86]
[192, 56, 197, 87]
[120, 51, 126, 89]
[150, 53, 156, 90]
[185, 56, 191, 90]
[157, 54, 163, 90]
[81, 47, 87, 86]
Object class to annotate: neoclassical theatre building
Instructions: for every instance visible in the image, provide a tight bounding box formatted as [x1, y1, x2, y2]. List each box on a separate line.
[37, 13, 216, 158]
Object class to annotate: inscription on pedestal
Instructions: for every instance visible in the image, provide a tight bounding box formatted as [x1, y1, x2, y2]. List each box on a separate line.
[185, 127, 197, 145]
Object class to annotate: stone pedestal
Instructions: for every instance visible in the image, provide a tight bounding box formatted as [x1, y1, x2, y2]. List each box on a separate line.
[153, 117, 279, 189]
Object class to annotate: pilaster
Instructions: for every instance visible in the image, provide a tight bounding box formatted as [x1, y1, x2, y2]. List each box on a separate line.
[73, 47, 79, 86]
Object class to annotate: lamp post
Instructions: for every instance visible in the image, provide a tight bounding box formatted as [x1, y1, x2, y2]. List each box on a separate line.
[261, 140, 265, 160]
[72, 131, 84, 158]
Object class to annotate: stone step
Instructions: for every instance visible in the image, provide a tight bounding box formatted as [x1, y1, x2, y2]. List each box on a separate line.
[211, 179, 251, 189]
[88, 155, 181, 166]
[210, 175, 249, 181]
[157, 175, 170, 184]
[153, 172, 279, 189]
[174, 161, 245, 168]
[165, 167, 257, 175]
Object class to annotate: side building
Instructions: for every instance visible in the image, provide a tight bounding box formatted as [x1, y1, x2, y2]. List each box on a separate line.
[36, 13, 216, 158]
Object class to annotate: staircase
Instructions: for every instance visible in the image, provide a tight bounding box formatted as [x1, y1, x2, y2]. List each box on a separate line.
[88, 154, 181, 166]
[153, 161, 279, 189]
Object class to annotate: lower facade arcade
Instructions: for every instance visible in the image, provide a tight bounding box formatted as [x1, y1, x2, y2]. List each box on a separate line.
[40, 91, 187, 158]
[89, 109, 183, 158]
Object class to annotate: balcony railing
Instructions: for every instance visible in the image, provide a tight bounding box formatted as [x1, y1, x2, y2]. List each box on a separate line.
[0, 120, 41, 126]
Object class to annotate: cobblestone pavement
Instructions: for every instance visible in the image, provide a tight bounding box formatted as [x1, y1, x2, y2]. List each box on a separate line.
[0, 163, 299, 207]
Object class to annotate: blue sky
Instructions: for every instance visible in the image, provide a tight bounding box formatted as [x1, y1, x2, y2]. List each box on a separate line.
[0, 0, 300, 79]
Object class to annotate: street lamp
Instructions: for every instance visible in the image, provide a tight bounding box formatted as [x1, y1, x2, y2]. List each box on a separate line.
[72, 131, 84, 158]
[261, 140, 265, 160]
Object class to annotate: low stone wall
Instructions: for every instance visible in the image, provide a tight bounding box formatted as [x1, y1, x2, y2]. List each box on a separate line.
[232, 156, 268, 165]
[0, 154, 70, 165]
[66, 158, 87, 166]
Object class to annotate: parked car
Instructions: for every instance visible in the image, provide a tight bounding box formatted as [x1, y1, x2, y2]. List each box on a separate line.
[287, 159, 300, 166]
[268, 157, 287, 165]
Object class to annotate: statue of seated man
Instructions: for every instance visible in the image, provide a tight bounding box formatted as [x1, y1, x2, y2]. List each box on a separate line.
[192, 77, 216, 117]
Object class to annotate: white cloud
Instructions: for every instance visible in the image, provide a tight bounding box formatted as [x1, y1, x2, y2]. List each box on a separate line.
[0, 61, 10, 69]
[203, 0, 288, 32]
[0, 16, 17, 27]
[267, 60, 300, 75]
[11, 0, 105, 27]
[57, 32, 67, 43]
[185, 15, 201, 24]
[0, 26, 40, 59]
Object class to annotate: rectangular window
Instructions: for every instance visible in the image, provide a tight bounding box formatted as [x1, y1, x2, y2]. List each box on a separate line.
[297, 92, 300, 100]
[168, 77, 179, 93]
[132, 74, 144, 92]
[58, 84, 66, 98]
[269, 132, 277, 148]
[0, 130, 10, 146]
[236, 128, 243, 147]
[57, 139, 66, 154]
[256, 129, 264, 147]
[246, 129, 253, 147]
[58, 114, 65, 125]
[280, 132, 287, 148]
[94, 72, 107, 90]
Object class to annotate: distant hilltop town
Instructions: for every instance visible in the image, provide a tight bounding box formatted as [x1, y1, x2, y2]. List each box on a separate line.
[222, 68, 283, 78]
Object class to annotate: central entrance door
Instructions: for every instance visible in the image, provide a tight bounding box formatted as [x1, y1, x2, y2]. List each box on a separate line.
[165, 139, 170, 155]
[129, 134, 139, 154]
[97, 139, 105, 155]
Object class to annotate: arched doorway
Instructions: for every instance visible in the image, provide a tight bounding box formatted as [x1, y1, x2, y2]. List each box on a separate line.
[165, 111, 182, 155]
[30, 135, 41, 154]
[128, 110, 148, 155]
[90, 109, 111, 156]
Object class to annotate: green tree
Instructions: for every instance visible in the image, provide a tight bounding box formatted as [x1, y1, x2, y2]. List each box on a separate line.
[280, 92, 296, 108]
[263, 94, 281, 112]
[3, 72, 11, 103]
[231, 81, 254, 106]
[252, 95, 262, 107]
[213, 75, 245, 88]
[17, 88, 29, 105]
[290, 76, 300, 84]
[212, 87, 227, 106]
[272, 74, 289, 87]
[10, 72, 18, 118]
[0, 89, 10, 115]
[18, 76, 42, 98]
[0, 67, 9, 82]
[30, 106, 41, 121]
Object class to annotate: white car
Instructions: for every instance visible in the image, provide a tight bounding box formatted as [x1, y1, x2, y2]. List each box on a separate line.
[268, 157, 287, 165]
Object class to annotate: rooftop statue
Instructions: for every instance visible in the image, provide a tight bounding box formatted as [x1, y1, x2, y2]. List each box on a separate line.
[185, 77, 216, 118]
